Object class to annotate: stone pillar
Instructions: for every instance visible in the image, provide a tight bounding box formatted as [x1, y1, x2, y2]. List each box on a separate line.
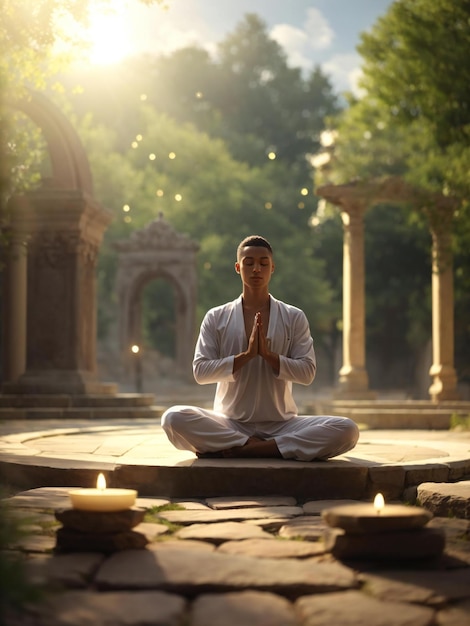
[3, 188, 115, 395]
[336, 201, 373, 397]
[1, 213, 28, 383]
[428, 209, 459, 401]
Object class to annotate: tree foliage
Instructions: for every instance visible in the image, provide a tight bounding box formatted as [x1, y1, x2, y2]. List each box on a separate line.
[60, 14, 341, 361]
[78, 105, 336, 343]
[319, 0, 470, 387]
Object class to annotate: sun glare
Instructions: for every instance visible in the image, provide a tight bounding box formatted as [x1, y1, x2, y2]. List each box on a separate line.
[85, 2, 132, 65]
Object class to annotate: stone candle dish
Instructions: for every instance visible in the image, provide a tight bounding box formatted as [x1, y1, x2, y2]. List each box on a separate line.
[56, 474, 146, 553]
[322, 493, 445, 561]
[322, 502, 432, 534]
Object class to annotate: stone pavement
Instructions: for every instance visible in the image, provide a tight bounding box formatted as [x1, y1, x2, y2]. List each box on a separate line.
[2, 487, 470, 625]
[0, 417, 469, 623]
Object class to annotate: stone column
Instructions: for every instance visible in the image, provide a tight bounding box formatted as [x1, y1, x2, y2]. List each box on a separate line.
[428, 207, 459, 401]
[3, 188, 115, 395]
[1, 208, 28, 382]
[336, 201, 372, 397]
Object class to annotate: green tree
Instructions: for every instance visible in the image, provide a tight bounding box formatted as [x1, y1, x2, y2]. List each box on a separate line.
[318, 0, 470, 389]
[1, 0, 166, 196]
[75, 107, 334, 348]
[65, 14, 340, 229]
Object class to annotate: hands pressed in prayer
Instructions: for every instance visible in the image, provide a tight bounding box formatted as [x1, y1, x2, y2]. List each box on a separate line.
[251, 311, 280, 374]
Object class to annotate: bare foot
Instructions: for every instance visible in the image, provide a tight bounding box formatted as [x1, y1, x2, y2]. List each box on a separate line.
[196, 436, 262, 458]
[222, 438, 282, 459]
[196, 450, 226, 458]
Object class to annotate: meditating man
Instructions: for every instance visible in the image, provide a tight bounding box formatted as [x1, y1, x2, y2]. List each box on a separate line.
[162, 235, 359, 461]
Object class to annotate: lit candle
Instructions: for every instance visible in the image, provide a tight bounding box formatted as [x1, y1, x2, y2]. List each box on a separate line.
[68, 474, 137, 512]
[322, 493, 432, 533]
[374, 492, 385, 515]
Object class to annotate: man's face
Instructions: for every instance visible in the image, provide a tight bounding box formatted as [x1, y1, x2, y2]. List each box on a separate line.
[235, 246, 274, 289]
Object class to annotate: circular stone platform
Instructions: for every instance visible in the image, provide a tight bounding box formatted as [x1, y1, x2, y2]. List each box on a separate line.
[1, 421, 469, 501]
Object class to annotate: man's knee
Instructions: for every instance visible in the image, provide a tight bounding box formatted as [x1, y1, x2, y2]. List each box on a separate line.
[337, 417, 359, 451]
[161, 406, 190, 433]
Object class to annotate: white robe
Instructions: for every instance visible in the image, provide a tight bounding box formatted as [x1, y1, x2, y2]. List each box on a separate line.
[162, 295, 359, 461]
[193, 295, 316, 422]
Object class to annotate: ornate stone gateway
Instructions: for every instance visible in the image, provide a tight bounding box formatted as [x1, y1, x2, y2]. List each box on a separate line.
[114, 214, 199, 379]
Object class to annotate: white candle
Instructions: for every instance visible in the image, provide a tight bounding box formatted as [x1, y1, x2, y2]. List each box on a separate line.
[68, 473, 137, 512]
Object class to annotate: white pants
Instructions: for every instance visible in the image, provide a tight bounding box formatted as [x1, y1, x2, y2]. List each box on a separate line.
[161, 405, 359, 462]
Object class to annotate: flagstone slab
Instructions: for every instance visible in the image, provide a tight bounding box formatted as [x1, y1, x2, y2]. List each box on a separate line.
[437, 599, 470, 626]
[427, 517, 469, 541]
[136, 497, 171, 509]
[418, 481, 470, 519]
[5, 487, 76, 509]
[30, 590, 186, 626]
[10, 533, 56, 553]
[362, 569, 470, 606]
[303, 500, 362, 515]
[295, 590, 435, 626]
[279, 517, 328, 540]
[205, 496, 297, 509]
[175, 521, 272, 544]
[191, 590, 299, 626]
[157, 506, 304, 525]
[25, 553, 105, 588]
[134, 521, 169, 539]
[94, 548, 359, 597]
[148, 539, 216, 552]
[218, 538, 325, 559]
[242, 517, 293, 531]
[174, 500, 211, 510]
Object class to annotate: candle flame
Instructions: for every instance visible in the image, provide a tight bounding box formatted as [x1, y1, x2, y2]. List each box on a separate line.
[374, 492, 385, 514]
[97, 473, 106, 491]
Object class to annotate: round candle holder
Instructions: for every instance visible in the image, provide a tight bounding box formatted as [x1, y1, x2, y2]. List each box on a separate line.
[322, 502, 432, 534]
[321, 497, 445, 561]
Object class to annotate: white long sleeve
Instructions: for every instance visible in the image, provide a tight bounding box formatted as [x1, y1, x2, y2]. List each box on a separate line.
[192, 295, 316, 422]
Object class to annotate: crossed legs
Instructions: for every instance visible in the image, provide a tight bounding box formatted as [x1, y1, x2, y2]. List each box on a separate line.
[161, 405, 359, 461]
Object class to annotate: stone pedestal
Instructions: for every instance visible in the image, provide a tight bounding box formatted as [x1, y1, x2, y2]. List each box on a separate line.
[324, 527, 445, 561]
[322, 500, 445, 561]
[54, 507, 148, 553]
[2, 189, 114, 395]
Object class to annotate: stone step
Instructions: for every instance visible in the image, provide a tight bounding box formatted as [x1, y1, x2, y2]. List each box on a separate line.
[313, 400, 470, 411]
[305, 404, 470, 429]
[0, 393, 157, 408]
[0, 406, 165, 420]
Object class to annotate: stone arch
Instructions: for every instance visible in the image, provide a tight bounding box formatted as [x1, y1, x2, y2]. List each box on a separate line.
[114, 214, 199, 379]
[13, 89, 94, 194]
[2, 91, 113, 393]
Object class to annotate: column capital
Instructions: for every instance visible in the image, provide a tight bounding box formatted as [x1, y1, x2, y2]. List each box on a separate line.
[11, 188, 113, 247]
